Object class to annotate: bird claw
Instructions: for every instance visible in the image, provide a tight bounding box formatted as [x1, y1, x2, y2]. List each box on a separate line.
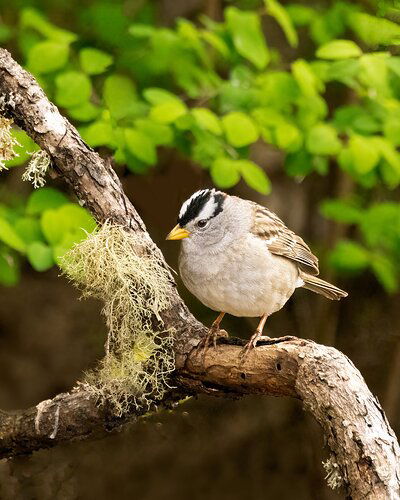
[197, 327, 228, 362]
[240, 331, 270, 359]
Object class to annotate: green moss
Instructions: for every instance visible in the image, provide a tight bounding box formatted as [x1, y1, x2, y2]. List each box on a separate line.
[61, 223, 175, 416]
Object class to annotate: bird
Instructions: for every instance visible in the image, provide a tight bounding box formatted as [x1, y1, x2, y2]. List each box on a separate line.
[166, 188, 347, 354]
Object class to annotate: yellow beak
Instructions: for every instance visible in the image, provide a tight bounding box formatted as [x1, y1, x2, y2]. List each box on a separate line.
[166, 224, 190, 241]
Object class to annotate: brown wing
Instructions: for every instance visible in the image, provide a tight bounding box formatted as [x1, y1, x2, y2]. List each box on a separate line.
[250, 203, 319, 275]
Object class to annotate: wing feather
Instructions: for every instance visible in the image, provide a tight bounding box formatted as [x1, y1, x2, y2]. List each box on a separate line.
[250, 203, 319, 275]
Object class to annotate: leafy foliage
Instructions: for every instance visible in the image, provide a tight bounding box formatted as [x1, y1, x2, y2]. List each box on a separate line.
[1, 0, 400, 291]
[0, 187, 96, 285]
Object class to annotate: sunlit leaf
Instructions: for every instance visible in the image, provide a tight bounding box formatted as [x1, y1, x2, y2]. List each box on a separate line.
[238, 160, 271, 194]
[55, 71, 92, 108]
[192, 108, 222, 135]
[306, 123, 341, 155]
[316, 39, 362, 60]
[27, 241, 54, 271]
[79, 48, 113, 75]
[26, 187, 69, 215]
[150, 101, 187, 123]
[320, 199, 362, 224]
[222, 111, 259, 147]
[329, 240, 370, 273]
[0, 218, 26, 252]
[348, 12, 400, 46]
[265, 0, 298, 47]
[27, 41, 69, 74]
[226, 7, 270, 70]
[124, 128, 157, 165]
[103, 75, 138, 120]
[210, 158, 240, 188]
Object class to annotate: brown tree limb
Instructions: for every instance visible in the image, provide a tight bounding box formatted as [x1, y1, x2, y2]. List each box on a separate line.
[0, 48, 399, 499]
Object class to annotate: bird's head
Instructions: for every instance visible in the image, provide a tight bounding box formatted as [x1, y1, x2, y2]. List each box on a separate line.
[166, 189, 228, 247]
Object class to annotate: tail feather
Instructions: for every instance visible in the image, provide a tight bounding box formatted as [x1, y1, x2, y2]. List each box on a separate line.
[300, 271, 348, 300]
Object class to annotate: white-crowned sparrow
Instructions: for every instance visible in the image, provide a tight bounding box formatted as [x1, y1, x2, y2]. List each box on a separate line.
[166, 189, 347, 352]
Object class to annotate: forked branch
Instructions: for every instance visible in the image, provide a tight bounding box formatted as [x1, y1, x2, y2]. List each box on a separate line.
[0, 48, 399, 499]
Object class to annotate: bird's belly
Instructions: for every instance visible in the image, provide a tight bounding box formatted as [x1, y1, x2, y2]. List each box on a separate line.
[179, 243, 299, 318]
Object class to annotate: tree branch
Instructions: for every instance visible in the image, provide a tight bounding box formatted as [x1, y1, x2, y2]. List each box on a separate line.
[0, 48, 399, 499]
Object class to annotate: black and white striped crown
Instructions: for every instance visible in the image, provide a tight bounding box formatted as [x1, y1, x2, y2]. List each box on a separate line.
[178, 189, 225, 226]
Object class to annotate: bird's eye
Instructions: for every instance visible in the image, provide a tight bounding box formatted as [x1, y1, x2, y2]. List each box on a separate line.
[197, 219, 208, 228]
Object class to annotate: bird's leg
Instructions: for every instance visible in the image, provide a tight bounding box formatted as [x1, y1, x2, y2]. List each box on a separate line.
[199, 312, 226, 349]
[241, 314, 269, 357]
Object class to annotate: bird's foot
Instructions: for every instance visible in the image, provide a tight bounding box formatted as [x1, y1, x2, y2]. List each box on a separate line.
[198, 326, 228, 350]
[240, 331, 271, 359]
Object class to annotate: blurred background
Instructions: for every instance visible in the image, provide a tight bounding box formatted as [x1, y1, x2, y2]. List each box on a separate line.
[0, 0, 399, 498]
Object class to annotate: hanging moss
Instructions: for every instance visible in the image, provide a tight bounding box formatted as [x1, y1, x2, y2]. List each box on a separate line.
[61, 223, 175, 416]
[0, 116, 20, 170]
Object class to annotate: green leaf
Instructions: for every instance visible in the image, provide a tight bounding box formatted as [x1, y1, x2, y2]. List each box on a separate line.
[52, 230, 85, 264]
[286, 5, 315, 26]
[128, 24, 155, 38]
[316, 39, 362, 60]
[103, 75, 137, 120]
[4, 129, 39, 167]
[143, 88, 180, 105]
[150, 101, 187, 124]
[264, 0, 298, 48]
[226, 7, 270, 70]
[329, 240, 370, 273]
[333, 106, 380, 135]
[348, 135, 380, 174]
[358, 53, 391, 98]
[27, 41, 69, 74]
[320, 199, 362, 224]
[210, 158, 240, 188]
[348, 12, 400, 46]
[238, 160, 271, 194]
[55, 71, 92, 108]
[222, 112, 259, 147]
[0, 250, 19, 286]
[192, 108, 222, 135]
[285, 150, 313, 177]
[200, 30, 230, 58]
[275, 122, 302, 152]
[21, 8, 77, 44]
[27, 242, 54, 272]
[360, 203, 400, 249]
[41, 209, 64, 245]
[306, 123, 341, 155]
[370, 254, 398, 293]
[291, 59, 324, 97]
[68, 101, 101, 122]
[15, 217, 44, 244]
[57, 204, 96, 235]
[0, 217, 26, 252]
[134, 119, 173, 146]
[124, 128, 157, 165]
[41, 204, 95, 246]
[26, 187, 69, 215]
[383, 115, 400, 146]
[80, 120, 116, 148]
[79, 48, 113, 75]
[191, 131, 225, 167]
[373, 137, 400, 176]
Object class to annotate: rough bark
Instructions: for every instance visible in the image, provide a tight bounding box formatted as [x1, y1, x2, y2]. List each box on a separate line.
[0, 48, 399, 499]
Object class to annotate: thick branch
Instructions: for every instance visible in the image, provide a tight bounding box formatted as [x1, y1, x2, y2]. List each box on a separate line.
[0, 48, 399, 499]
